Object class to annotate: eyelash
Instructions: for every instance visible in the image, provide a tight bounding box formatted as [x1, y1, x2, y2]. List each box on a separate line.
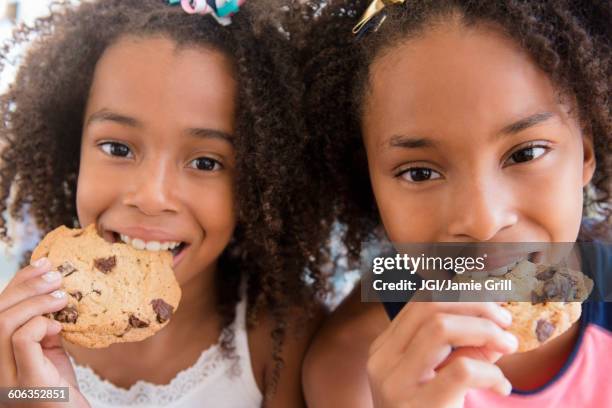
[99, 141, 133, 158]
[187, 157, 223, 172]
[98, 141, 223, 172]
[503, 143, 550, 166]
[396, 167, 443, 183]
[395, 143, 551, 183]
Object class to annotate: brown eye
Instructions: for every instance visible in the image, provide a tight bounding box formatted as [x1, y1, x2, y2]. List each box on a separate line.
[507, 146, 547, 165]
[399, 167, 442, 183]
[188, 157, 222, 171]
[100, 142, 132, 158]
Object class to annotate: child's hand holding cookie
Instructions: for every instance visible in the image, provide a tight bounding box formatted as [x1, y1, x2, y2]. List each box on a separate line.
[0, 257, 89, 407]
[366, 302, 518, 408]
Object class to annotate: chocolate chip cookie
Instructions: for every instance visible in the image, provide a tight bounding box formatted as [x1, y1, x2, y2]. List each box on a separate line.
[453, 260, 592, 352]
[31, 224, 182, 348]
[502, 262, 592, 352]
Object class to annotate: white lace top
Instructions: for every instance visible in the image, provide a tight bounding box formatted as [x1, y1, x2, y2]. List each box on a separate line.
[70, 296, 262, 408]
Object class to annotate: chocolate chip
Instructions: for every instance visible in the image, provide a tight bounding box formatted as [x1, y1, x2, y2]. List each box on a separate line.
[151, 299, 174, 323]
[128, 315, 150, 328]
[535, 319, 555, 342]
[536, 266, 557, 281]
[92, 289, 102, 296]
[94, 256, 116, 274]
[542, 274, 575, 301]
[69, 291, 83, 301]
[57, 262, 78, 277]
[542, 279, 560, 298]
[566, 273, 579, 286]
[54, 306, 78, 324]
[560, 272, 579, 300]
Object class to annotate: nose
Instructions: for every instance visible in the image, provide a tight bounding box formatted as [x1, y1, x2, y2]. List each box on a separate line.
[446, 175, 518, 241]
[122, 157, 179, 216]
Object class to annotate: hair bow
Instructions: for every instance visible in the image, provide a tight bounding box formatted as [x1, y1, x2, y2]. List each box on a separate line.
[167, 0, 246, 26]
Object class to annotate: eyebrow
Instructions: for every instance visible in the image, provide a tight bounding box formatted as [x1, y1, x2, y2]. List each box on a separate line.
[85, 109, 233, 143]
[187, 127, 233, 144]
[499, 111, 555, 135]
[382, 111, 557, 151]
[85, 109, 142, 128]
[386, 135, 437, 150]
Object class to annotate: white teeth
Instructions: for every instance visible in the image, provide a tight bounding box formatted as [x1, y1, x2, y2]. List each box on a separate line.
[116, 233, 181, 252]
[146, 241, 161, 251]
[132, 238, 146, 250]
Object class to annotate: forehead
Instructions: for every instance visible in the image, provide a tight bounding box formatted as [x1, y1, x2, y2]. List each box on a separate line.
[363, 22, 561, 139]
[85, 35, 236, 131]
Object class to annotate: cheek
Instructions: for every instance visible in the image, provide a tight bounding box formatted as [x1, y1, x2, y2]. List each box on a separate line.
[192, 178, 236, 238]
[76, 152, 117, 227]
[167, 178, 236, 285]
[370, 172, 440, 243]
[516, 156, 584, 241]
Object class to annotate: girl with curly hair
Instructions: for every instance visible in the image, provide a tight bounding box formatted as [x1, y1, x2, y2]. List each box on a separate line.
[0, 0, 331, 406]
[300, 0, 611, 407]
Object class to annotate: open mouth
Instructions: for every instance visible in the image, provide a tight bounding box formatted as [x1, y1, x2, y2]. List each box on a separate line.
[109, 231, 188, 259]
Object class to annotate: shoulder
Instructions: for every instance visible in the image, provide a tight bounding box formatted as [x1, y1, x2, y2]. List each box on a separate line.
[302, 288, 390, 408]
[248, 299, 327, 407]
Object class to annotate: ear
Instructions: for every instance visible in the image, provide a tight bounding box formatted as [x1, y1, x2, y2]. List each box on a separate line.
[582, 133, 596, 187]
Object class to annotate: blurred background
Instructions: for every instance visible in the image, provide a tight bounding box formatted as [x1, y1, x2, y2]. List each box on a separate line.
[0, 0, 58, 42]
[0, 0, 59, 289]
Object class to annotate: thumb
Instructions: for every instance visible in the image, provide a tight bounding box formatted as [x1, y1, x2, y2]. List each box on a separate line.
[42, 333, 79, 389]
[13, 316, 62, 385]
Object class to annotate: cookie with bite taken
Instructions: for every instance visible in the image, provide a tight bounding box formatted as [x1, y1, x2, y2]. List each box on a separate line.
[502, 262, 592, 352]
[31, 224, 182, 348]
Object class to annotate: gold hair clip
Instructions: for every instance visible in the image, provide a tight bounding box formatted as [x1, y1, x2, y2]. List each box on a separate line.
[352, 0, 405, 36]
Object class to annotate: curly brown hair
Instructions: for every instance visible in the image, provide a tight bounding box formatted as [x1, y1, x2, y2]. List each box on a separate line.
[0, 0, 333, 396]
[300, 0, 611, 257]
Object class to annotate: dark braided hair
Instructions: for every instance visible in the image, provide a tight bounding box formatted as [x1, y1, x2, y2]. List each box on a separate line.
[0, 0, 334, 397]
[300, 0, 611, 257]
